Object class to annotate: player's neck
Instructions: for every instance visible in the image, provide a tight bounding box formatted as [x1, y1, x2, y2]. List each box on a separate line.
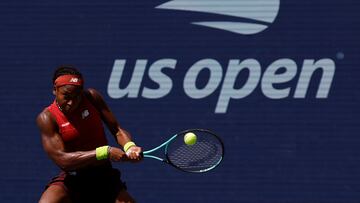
[55, 100, 63, 112]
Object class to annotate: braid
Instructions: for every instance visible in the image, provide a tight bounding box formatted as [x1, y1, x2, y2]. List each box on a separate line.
[52, 65, 83, 84]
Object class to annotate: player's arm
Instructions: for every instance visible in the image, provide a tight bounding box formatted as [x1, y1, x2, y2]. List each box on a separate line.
[36, 110, 127, 172]
[86, 88, 142, 161]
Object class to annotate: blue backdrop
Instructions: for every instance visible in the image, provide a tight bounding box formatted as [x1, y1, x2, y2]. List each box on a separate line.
[0, 0, 359, 202]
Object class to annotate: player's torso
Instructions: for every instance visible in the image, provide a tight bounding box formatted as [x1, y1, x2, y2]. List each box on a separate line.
[47, 94, 108, 151]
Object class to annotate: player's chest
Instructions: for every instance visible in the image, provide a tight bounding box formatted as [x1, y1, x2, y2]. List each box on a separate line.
[58, 108, 101, 141]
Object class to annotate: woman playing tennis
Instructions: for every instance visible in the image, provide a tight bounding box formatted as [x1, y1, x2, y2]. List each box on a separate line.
[36, 65, 142, 203]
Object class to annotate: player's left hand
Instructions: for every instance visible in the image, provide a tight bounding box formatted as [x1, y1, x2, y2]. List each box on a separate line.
[126, 146, 143, 162]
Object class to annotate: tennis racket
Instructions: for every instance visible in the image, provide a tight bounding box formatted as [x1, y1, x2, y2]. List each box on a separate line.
[142, 129, 224, 173]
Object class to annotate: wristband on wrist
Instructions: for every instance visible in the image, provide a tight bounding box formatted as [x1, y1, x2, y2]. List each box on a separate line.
[123, 141, 136, 152]
[95, 146, 110, 160]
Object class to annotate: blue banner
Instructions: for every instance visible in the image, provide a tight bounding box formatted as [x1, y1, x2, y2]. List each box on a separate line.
[0, 0, 359, 202]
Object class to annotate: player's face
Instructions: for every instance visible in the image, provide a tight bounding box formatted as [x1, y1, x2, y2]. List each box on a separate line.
[54, 85, 83, 113]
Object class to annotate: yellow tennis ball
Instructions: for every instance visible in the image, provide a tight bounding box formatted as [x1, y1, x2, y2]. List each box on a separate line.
[184, 132, 197, 146]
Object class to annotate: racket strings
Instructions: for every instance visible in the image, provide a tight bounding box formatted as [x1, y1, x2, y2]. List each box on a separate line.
[167, 134, 223, 172]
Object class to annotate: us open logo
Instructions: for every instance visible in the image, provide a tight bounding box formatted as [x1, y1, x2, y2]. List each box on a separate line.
[156, 0, 280, 34]
[107, 0, 337, 114]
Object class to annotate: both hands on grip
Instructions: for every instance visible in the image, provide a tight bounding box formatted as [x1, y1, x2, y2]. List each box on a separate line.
[108, 146, 143, 162]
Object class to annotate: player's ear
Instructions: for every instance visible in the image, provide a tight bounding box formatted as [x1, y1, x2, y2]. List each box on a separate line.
[52, 86, 56, 95]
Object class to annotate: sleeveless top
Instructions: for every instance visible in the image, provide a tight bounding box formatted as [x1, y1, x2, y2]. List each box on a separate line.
[47, 94, 108, 152]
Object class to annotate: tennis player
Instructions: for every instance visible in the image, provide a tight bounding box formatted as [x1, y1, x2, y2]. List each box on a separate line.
[37, 66, 142, 203]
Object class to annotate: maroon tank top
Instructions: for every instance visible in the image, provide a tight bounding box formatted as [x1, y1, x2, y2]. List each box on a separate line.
[47, 95, 108, 152]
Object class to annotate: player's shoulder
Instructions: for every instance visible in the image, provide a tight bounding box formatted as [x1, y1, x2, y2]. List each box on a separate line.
[84, 88, 105, 102]
[85, 88, 102, 97]
[36, 109, 55, 126]
[36, 108, 58, 134]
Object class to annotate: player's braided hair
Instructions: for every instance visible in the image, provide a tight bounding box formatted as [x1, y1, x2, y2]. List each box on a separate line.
[52, 65, 83, 84]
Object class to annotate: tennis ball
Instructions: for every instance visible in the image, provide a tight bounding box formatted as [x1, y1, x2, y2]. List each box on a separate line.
[184, 132, 197, 146]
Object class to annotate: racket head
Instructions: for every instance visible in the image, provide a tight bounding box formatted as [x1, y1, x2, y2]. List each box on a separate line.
[164, 129, 224, 173]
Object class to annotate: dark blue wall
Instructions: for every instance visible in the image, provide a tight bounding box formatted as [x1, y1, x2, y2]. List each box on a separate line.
[1, 0, 359, 202]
